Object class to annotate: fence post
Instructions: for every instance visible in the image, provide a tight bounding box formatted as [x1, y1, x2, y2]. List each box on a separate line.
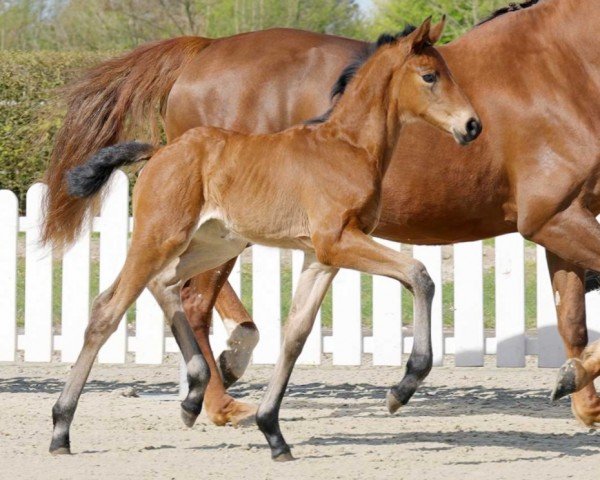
[372, 240, 402, 366]
[252, 245, 281, 364]
[0, 190, 18, 361]
[24, 183, 53, 362]
[60, 224, 90, 363]
[495, 234, 525, 367]
[454, 241, 484, 366]
[413, 245, 443, 365]
[98, 171, 129, 363]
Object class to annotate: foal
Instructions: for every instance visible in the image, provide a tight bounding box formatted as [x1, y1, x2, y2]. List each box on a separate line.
[50, 18, 481, 459]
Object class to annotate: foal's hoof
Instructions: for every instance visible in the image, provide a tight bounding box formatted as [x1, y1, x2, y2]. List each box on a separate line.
[386, 390, 402, 414]
[272, 451, 295, 462]
[49, 446, 72, 456]
[551, 359, 583, 402]
[181, 404, 200, 428]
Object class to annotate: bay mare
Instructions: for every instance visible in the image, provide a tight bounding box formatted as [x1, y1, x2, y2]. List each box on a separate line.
[43, 0, 600, 429]
[47, 20, 480, 459]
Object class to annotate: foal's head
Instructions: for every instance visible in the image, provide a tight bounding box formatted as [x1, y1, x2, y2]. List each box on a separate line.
[389, 17, 481, 145]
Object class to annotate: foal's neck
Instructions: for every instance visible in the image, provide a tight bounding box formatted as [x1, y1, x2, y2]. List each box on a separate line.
[321, 49, 403, 170]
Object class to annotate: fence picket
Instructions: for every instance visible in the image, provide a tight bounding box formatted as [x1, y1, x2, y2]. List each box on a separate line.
[252, 245, 281, 363]
[24, 183, 53, 362]
[332, 269, 361, 365]
[0, 190, 18, 361]
[60, 226, 90, 362]
[412, 245, 443, 365]
[98, 171, 129, 363]
[372, 240, 402, 366]
[454, 241, 484, 366]
[495, 234, 525, 367]
[135, 288, 164, 364]
[293, 250, 322, 365]
[536, 246, 564, 367]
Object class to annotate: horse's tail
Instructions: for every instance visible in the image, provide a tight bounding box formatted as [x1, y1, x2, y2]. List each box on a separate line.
[42, 35, 212, 251]
[67, 142, 156, 199]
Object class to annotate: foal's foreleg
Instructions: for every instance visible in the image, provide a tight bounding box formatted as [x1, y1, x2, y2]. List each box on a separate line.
[314, 228, 434, 413]
[256, 253, 337, 461]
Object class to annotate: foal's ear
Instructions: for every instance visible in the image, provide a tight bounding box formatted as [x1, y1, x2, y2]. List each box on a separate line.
[428, 15, 446, 45]
[408, 16, 432, 54]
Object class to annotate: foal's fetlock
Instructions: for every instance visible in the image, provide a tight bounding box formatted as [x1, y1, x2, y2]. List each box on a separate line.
[49, 404, 72, 455]
[552, 358, 590, 401]
[387, 354, 431, 414]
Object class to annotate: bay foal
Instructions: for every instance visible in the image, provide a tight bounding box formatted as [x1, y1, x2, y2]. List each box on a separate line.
[49, 18, 480, 459]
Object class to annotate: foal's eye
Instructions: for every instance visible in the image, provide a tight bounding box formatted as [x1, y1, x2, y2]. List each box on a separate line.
[422, 73, 437, 84]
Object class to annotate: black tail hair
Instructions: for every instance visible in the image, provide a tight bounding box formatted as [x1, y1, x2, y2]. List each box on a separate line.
[586, 270, 600, 293]
[67, 142, 155, 198]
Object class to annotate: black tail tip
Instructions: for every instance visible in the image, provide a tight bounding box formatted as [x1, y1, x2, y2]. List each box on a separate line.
[66, 141, 154, 198]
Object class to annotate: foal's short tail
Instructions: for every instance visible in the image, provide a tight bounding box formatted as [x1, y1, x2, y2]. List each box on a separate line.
[67, 142, 156, 198]
[41, 35, 211, 251]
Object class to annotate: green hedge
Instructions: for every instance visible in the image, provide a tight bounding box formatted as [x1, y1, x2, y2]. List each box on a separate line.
[0, 51, 109, 211]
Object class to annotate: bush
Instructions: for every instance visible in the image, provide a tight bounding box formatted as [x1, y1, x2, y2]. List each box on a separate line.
[0, 51, 109, 211]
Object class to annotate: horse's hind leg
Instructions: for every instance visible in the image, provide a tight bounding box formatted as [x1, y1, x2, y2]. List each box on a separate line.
[182, 263, 259, 427]
[256, 252, 338, 461]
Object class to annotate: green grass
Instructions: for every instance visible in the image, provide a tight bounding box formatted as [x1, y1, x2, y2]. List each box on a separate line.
[15, 249, 538, 331]
[238, 259, 539, 331]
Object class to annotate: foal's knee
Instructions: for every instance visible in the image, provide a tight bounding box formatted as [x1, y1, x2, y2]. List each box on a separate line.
[409, 261, 434, 300]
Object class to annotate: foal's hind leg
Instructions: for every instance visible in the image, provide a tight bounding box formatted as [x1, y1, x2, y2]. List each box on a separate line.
[256, 252, 338, 461]
[50, 244, 190, 454]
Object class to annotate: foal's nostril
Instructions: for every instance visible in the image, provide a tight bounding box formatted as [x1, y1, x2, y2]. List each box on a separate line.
[465, 117, 482, 141]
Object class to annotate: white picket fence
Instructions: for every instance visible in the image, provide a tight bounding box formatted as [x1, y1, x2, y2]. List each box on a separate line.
[2, 171, 600, 368]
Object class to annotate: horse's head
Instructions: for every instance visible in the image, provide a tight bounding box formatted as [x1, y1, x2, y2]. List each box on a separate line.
[390, 17, 482, 145]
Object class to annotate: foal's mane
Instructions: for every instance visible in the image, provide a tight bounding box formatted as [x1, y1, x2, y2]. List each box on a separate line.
[304, 25, 416, 125]
[306, 0, 544, 125]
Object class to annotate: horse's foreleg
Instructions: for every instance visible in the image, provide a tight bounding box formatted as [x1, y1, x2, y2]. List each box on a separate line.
[182, 261, 258, 427]
[256, 252, 337, 461]
[313, 228, 434, 413]
[523, 205, 600, 424]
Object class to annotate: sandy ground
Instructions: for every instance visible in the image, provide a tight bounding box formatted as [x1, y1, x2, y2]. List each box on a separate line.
[0, 356, 599, 480]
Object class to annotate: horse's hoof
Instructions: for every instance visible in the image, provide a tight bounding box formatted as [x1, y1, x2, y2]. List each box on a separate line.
[181, 405, 200, 428]
[551, 359, 580, 402]
[386, 390, 402, 414]
[273, 451, 295, 462]
[50, 446, 71, 456]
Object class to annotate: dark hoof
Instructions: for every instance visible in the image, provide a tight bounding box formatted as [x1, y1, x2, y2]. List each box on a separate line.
[551, 360, 578, 402]
[50, 446, 71, 455]
[386, 390, 402, 414]
[181, 404, 200, 428]
[273, 451, 295, 462]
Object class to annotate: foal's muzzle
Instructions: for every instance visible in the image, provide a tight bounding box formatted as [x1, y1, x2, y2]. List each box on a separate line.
[454, 117, 482, 145]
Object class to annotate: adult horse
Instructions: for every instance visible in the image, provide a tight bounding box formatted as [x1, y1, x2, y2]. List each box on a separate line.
[43, 0, 600, 427]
